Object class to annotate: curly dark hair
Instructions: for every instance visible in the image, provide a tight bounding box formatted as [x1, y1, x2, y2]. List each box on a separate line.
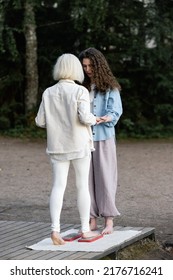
[79, 47, 121, 93]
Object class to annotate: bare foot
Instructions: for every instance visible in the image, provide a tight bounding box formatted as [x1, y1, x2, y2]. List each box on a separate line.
[51, 231, 66, 245]
[82, 230, 101, 239]
[102, 217, 114, 235]
[90, 218, 98, 231]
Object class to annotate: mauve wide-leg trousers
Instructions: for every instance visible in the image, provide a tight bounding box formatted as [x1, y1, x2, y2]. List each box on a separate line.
[89, 137, 120, 218]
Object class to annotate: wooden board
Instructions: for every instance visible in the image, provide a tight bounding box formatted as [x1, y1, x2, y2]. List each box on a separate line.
[0, 220, 155, 260]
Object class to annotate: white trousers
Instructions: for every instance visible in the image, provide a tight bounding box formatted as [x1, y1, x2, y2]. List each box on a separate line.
[50, 155, 91, 233]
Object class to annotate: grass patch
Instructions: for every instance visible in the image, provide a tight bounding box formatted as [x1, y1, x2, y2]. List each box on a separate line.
[102, 238, 161, 260]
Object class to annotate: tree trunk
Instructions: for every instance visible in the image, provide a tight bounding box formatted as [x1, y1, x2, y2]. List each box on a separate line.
[24, 0, 38, 112]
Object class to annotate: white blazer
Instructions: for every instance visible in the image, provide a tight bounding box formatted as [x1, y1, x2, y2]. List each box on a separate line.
[35, 79, 96, 154]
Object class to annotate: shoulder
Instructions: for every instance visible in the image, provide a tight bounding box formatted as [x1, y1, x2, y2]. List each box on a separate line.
[107, 88, 121, 99]
[97, 87, 120, 96]
[43, 83, 57, 96]
[77, 84, 90, 95]
[109, 88, 120, 95]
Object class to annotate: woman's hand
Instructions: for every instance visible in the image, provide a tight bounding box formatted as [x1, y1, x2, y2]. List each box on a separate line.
[96, 115, 112, 124]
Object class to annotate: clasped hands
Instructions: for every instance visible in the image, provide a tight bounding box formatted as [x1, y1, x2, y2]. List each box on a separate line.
[96, 115, 112, 124]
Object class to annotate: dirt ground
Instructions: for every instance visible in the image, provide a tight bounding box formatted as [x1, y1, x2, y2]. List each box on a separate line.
[0, 136, 173, 259]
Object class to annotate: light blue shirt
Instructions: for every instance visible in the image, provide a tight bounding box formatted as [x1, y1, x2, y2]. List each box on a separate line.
[91, 89, 123, 141]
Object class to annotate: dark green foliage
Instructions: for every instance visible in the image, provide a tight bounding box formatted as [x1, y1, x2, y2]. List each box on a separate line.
[0, 0, 173, 138]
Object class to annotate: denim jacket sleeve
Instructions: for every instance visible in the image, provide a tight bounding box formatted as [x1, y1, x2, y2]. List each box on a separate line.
[103, 89, 123, 127]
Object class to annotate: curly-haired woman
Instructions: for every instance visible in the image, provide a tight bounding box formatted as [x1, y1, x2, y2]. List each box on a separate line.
[79, 48, 123, 234]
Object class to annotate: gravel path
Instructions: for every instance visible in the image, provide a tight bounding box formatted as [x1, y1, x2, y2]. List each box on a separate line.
[0, 136, 173, 258]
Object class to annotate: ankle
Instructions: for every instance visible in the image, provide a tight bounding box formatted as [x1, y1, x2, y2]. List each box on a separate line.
[105, 217, 113, 226]
[90, 217, 98, 230]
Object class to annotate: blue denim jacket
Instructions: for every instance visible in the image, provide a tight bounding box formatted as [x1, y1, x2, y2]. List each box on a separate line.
[91, 89, 123, 141]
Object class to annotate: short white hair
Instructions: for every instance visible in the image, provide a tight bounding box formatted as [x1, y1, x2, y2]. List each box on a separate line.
[53, 53, 84, 83]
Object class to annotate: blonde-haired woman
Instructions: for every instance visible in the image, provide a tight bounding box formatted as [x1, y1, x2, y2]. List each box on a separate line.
[36, 54, 99, 245]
